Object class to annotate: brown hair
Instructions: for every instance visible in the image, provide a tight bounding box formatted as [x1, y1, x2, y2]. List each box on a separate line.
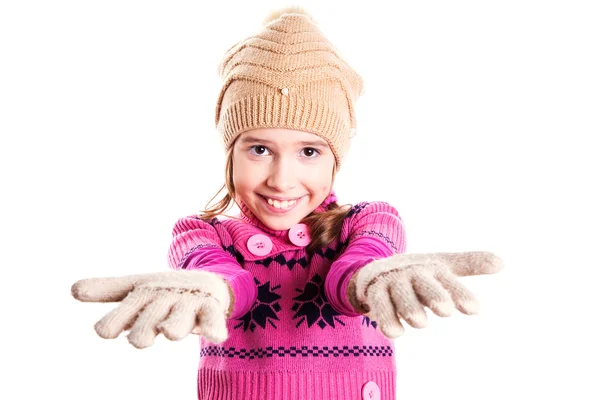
[198, 146, 351, 255]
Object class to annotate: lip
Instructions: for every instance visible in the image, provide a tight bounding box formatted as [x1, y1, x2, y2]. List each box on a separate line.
[258, 194, 303, 214]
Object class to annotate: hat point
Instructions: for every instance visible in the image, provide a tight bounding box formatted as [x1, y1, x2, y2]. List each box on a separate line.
[263, 6, 316, 26]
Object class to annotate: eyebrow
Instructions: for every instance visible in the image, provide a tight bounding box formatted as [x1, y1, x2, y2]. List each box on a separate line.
[240, 136, 329, 148]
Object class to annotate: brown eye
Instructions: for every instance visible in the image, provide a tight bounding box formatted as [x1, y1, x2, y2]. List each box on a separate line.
[301, 148, 320, 158]
[250, 145, 270, 156]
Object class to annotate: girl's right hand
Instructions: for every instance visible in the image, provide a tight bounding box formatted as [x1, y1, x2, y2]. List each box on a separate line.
[71, 270, 232, 348]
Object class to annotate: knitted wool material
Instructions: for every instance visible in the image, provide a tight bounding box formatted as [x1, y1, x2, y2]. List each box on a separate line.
[70, 270, 233, 348]
[350, 251, 505, 338]
[180, 246, 257, 319]
[168, 201, 406, 400]
[215, 8, 364, 168]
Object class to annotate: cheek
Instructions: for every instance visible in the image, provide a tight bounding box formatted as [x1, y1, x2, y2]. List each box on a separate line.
[232, 156, 247, 190]
[307, 172, 333, 197]
[233, 158, 261, 191]
[316, 155, 335, 191]
[233, 169, 248, 192]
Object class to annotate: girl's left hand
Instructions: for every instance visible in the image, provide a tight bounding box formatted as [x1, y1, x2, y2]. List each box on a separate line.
[347, 251, 504, 338]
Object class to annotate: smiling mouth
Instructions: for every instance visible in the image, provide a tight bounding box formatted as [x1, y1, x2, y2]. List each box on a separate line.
[259, 195, 303, 210]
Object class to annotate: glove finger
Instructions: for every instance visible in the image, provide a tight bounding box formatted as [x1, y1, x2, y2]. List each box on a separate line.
[435, 266, 480, 315]
[437, 252, 504, 277]
[388, 274, 428, 328]
[366, 281, 405, 339]
[411, 269, 455, 317]
[71, 274, 146, 302]
[157, 298, 198, 341]
[94, 290, 152, 339]
[127, 293, 175, 349]
[196, 298, 229, 344]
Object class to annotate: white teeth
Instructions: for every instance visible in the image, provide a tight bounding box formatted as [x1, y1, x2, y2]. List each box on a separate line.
[265, 197, 297, 209]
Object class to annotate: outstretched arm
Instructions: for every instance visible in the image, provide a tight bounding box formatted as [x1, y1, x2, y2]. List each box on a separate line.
[325, 201, 406, 316]
[71, 216, 257, 348]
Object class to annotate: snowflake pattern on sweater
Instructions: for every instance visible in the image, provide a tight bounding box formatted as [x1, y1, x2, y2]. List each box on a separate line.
[167, 201, 406, 399]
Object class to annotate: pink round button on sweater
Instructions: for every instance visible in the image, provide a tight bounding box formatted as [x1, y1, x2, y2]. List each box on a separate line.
[362, 381, 381, 400]
[246, 234, 273, 256]
[288, 223, 311, 246]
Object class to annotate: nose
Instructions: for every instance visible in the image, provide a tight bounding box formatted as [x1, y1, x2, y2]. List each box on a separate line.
[266, 158, 297, 192]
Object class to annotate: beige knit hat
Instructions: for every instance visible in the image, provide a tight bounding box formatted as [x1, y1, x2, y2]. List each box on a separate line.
[215, 6, 364, 168]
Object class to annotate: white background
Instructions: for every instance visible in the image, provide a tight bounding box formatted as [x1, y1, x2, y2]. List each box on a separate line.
[1, 1, 599, 399]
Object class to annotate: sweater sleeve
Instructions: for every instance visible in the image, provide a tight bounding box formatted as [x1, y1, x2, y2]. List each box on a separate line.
[325, 202, 407, 316]
[168, 217, 257, 319]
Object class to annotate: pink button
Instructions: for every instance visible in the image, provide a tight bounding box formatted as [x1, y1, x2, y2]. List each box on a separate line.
[288, 223, 311, 246]
[362, 381, 381, 400]
[246, 234, 273, 256]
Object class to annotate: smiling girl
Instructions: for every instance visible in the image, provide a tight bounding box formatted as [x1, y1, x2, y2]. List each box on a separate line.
[71, 7, 503, 400]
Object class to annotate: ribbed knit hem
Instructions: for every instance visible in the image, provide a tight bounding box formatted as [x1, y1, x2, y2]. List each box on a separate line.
[218, 94, 350, 167]
[197, 368, 396, 400]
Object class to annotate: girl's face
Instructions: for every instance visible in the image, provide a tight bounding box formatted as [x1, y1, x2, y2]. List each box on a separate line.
[232, 128, 335, 231]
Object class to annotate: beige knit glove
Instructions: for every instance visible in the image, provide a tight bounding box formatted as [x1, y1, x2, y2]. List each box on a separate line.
[71, 270, 233, 348]
[347, 251, 503, 338]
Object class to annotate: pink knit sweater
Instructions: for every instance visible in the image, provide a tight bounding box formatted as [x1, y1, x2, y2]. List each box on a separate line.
[168, 201, 406, 400]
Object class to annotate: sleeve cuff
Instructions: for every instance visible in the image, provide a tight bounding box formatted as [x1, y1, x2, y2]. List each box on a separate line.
[325, 236, 393, 316]
[182, 248, 258, 319]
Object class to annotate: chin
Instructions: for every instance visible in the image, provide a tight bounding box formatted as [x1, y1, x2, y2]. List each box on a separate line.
[261, 217, 298, 231]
